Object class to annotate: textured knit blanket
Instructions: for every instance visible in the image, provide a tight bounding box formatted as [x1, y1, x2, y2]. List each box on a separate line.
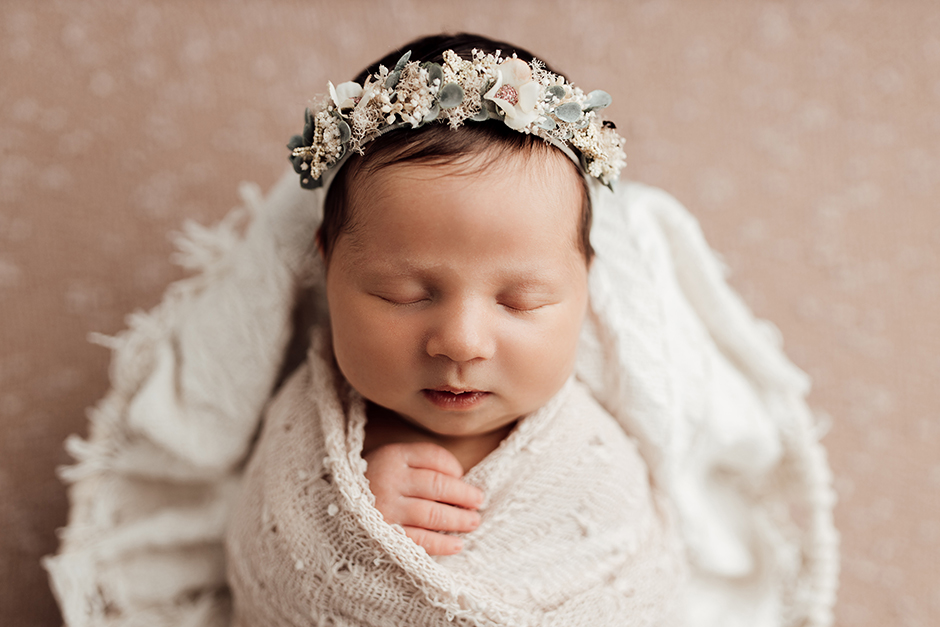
[226, 335, 686, 626]
[44, 171, 839, 627]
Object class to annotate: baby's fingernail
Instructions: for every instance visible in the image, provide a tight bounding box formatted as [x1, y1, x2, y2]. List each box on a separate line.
[453, 540, 463, 552]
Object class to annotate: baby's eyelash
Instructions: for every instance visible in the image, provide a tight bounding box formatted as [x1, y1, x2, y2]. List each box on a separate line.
[376, 295, 428, 307]
[374, 292, 549, 312]
[500, 302, 545, 314]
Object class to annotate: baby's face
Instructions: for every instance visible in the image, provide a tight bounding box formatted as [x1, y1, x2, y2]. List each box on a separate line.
[325, 149, 588, 440]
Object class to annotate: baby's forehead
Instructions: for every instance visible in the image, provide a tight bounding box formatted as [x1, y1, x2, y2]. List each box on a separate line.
[350, 147, 583, 217]
[358, 157, 579, 222]
[333, 153, 587, 272]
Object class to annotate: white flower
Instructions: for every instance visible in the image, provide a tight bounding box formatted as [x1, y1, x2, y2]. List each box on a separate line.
[357, 75, 381, 109]
[329, 81, 362, 110]
[484, 58, 540, 130]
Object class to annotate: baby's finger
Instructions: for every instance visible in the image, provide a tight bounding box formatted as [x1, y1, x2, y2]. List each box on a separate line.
[403, 526, 464, 556]
[405, 468, 485, 509]
[401, 498, 481, 533]
[401, 442, 465, 477]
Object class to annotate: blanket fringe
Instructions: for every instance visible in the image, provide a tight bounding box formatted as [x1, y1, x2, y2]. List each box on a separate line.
[45, 173, 300, 626]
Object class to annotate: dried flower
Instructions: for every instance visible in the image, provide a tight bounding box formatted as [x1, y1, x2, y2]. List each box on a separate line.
[484, 59, 540, 130]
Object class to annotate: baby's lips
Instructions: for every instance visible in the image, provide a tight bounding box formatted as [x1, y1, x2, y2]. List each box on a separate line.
[431, 385, 487, 394]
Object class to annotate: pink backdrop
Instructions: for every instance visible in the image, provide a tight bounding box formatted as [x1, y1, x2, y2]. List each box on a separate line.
[2, 1, 938, 624]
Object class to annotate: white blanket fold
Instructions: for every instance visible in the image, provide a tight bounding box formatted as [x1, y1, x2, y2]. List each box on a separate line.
[44, 171, 838, 627]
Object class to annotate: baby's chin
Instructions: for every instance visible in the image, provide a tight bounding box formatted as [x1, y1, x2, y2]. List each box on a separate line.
[365, 391, 537, 440]
[405, 411, 523, 441]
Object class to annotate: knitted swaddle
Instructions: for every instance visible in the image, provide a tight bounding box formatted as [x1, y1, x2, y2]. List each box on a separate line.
[226, 337, 685, 626]
[44, 172, 838, 627]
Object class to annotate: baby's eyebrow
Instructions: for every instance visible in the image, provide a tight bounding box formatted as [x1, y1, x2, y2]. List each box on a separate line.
[362, 260, 432, 279]
[499, 276, 557, 292]
[497, 265, 567, 285]
[357, 258, 565, 290]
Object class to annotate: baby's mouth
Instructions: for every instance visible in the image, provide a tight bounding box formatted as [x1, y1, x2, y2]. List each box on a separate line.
[422, 387, 490, 410]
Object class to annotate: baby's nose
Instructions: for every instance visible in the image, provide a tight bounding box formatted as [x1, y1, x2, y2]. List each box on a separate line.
[425, 302, 496, 363]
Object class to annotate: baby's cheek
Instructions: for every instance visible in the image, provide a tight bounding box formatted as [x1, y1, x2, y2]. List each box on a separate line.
[510, 316, 581, 402]
[332, 308, 413, 391]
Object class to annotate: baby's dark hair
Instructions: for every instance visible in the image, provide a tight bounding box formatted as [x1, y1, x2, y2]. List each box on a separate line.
[318, 33, 594, 264]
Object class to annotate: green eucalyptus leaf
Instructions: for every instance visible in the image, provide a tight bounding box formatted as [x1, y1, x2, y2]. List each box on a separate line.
[554, 102, 582, 123]
[336, 119, 351, 144]
[583, 90, 612, 111]
[537, 116, 557, 131]
[485, 99, 502, 120]
[304, 107, 312, 124]
[303, 120, 314, 144]
[470, 105, 489, 122]
[438, 83, 465, 109]
[546, 85, 566, 101]
[291, 154, 306, 174]
[287, 134, 304, 151]
[426, 63, 443, 87]
[423, 102, 441, 123]
[385, 70, 400, 89]
[393, 51, 411, 72]
[574, 117, 590, 129]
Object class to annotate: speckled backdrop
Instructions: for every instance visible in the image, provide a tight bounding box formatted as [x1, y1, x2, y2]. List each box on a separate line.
[2, 1, 938, 625]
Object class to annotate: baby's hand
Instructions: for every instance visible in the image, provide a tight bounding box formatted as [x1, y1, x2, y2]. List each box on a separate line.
[364, 442, 484, 556]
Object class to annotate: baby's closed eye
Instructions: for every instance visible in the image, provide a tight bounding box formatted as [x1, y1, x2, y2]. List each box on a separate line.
[498, 300, 549, 313]
[496, 290, 558, 313]
[373, 292, 431, 306]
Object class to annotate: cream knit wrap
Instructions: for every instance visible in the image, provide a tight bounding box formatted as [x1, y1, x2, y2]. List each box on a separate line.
[227, 338, 685, 626]
[44, 171, 839, 627]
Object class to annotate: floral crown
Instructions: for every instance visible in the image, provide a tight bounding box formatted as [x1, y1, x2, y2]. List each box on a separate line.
[288, 49, 626, 189]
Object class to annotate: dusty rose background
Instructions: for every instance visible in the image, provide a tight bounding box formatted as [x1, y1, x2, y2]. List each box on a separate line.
[1, 0, 938, 624]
